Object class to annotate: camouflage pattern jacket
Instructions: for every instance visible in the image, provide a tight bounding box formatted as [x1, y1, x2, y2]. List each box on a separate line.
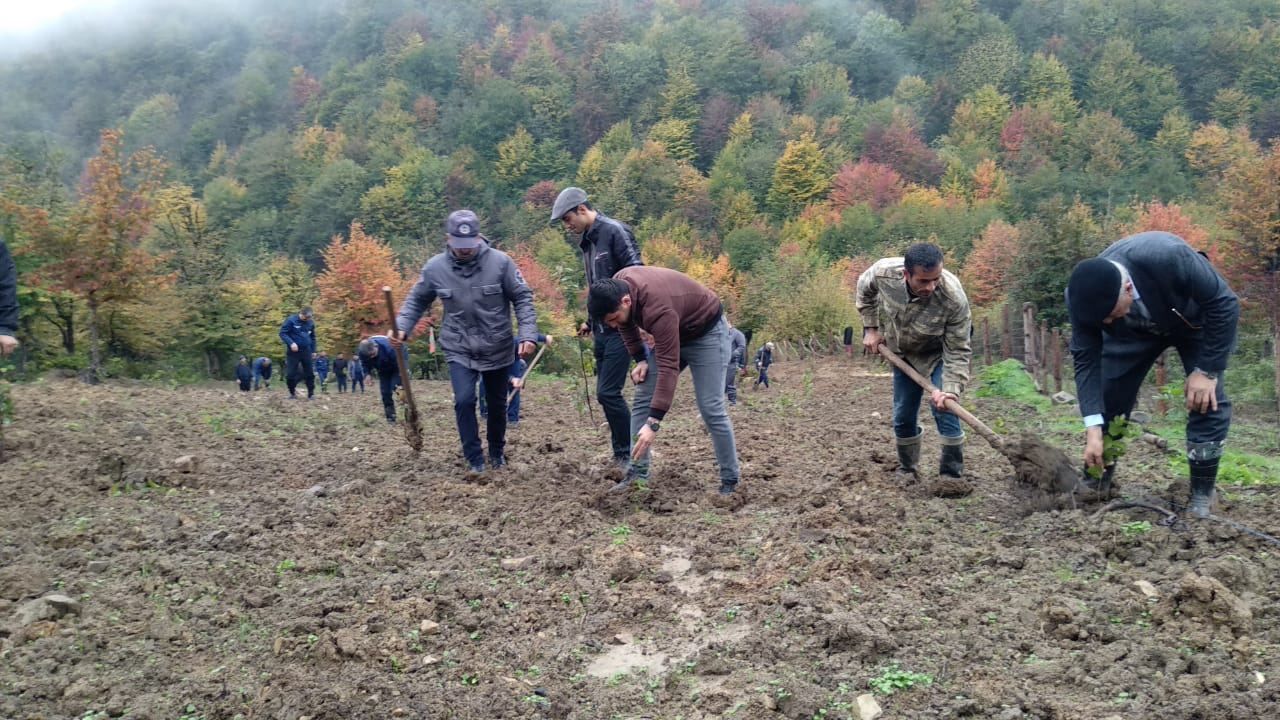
[856, 257, 972, 396]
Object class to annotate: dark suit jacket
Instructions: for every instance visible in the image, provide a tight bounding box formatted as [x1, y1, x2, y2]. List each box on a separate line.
[1067, 231, 1238, 419]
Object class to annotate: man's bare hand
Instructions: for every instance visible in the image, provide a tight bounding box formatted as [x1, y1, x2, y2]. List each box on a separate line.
[1083, 426, 1105, 471]
[930, 389, 957, 411]
[630, 360, 649, 385]
[387, 329, 407, 348]
[518, 340, 537, 359]
[0, 334, 18, 357]
[862, 329, 883, 355]
[1185, 372, 1219, 414]
[577, 322, 591, 338]
[632, 424, 656, 460]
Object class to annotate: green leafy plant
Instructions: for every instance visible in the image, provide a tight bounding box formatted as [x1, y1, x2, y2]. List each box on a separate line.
[1121, 520, 1152, 536]
[608, 525, 631, 545]
[869, 663, 934, 695]
[1087, 417, 1138, 479]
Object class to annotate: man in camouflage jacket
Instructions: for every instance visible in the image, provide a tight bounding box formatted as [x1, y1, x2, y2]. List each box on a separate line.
[857, 242, 972, 480]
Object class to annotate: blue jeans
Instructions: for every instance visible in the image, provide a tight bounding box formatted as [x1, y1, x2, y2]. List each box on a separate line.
[892, 363, 962, 439]
[449, 363, 511, 466]
[630, 317, 740, 486]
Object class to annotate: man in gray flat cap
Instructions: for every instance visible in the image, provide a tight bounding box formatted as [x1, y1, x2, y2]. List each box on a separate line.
[550, 187, 644, 471]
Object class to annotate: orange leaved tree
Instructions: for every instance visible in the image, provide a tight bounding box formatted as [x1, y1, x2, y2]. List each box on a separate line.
[315, 222, 421, 354]
[38, 129, 170, 382]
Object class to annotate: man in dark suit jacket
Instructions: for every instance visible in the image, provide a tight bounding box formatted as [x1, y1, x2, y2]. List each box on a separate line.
[1066, 231, 1238, 518]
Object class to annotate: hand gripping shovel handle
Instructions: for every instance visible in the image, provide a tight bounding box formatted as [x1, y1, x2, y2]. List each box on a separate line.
[382, 287, 418, 411]
[876, 344, 1004, 450]
[509, 343, 548, 402]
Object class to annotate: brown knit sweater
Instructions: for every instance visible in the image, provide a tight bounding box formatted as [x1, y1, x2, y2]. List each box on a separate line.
[614, 266, 722, 420]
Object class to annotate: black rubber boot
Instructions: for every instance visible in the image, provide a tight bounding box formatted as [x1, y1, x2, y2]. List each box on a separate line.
[895, 430, 922, 478]
[939, 435, 964, 478]
[1188, 458, 1219, 519]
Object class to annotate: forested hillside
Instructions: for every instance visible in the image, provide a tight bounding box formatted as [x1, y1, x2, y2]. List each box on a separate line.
[1, 0, 1278, 393]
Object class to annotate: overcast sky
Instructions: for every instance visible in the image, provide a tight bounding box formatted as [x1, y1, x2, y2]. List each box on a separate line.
[0, 0, 121, 35]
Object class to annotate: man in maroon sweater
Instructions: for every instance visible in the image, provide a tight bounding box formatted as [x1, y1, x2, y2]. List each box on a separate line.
[587, 266, 741, 495]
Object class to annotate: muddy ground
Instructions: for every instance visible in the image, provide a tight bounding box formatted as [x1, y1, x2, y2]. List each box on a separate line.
[1, 357, 1277, 720]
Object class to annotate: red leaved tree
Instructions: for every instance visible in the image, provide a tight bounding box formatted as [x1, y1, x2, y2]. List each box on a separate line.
[861, 119, 945, 185]
[828, 160, 905, 211]
[1124, 201, 1216, 264]
[315, 222, 424, 354]
[510, 244, 568, 324]
[1218, 143, 1280, 409]
[37, 129, 170, 382]
[961, 220, 1021, 307]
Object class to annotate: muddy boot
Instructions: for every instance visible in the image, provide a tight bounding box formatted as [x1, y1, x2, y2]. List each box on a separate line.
[939, 434, 964, 478]
[1187, 458, 1220, 519]
[895, 430, 922, 479]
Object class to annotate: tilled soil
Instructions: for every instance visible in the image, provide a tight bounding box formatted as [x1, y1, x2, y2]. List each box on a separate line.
[1, 359, 1277, 720]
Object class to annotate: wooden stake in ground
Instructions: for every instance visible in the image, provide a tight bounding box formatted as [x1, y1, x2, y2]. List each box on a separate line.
[382, 286, 424, 452]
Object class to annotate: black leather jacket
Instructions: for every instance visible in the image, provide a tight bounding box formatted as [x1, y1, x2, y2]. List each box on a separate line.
[581, 213, 643, 332]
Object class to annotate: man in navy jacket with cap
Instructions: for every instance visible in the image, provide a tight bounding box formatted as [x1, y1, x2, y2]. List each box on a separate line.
[1066, 231, 1238, 518]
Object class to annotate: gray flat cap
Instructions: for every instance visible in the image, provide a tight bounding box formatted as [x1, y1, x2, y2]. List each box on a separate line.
[550, 186, 588, 224]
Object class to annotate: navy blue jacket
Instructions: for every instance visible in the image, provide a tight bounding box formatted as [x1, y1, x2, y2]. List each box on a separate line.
[360, 336, 401, 377]
[252, 357, 273, 378]
[279, 314, 316, 355]
[0, 239, 17, 336]
[351, 358, 365, 380]
[235, 363, 253, 383]
[581, 213, 643, 334]
[1068, 232, 1239, 419]
[315, 356, 330, 375]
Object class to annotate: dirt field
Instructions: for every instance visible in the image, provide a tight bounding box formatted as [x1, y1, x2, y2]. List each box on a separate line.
[1, 358, 1277, 720]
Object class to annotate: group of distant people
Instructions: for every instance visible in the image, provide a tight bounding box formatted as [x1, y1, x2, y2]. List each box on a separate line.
[233, 347, 367, 395]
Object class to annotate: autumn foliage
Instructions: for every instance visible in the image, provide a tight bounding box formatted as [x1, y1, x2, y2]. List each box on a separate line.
[315, 222, 421, 354]
[960, 221, 1021, 307]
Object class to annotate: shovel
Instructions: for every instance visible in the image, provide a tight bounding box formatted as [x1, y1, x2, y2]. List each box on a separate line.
[876, 344, 1080, 492]
[383, 286, 424, 452]
[508, 342, 548, 402]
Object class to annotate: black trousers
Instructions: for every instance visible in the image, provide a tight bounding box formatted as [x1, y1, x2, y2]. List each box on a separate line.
[1100, 330, 1231, 446]
[285, 352, 315, 397]
[595, 332, 633, 460]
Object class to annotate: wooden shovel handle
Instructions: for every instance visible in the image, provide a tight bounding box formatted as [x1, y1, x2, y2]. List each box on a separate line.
[876, 344, 1004, 450]
[508, 343, 548, 401]
[382, 287, 417, 409]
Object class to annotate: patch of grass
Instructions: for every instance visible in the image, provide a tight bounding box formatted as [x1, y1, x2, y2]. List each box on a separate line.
[869, 662, 934, 695]
[1167, 448, 1280, 487]
[975, 359, 1052, 410]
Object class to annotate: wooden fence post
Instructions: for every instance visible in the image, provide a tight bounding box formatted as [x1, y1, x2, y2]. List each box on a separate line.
[982, 317, 992, 367]
[1022, 303, 1039, 388]
[1039, 320, 1050, 393]
[1052, 328, 1063, 393]
[1001, 303, 1012, 359]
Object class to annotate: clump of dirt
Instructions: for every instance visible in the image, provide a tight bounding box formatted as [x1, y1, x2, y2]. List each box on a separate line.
[1006, 432, 1081, 493]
